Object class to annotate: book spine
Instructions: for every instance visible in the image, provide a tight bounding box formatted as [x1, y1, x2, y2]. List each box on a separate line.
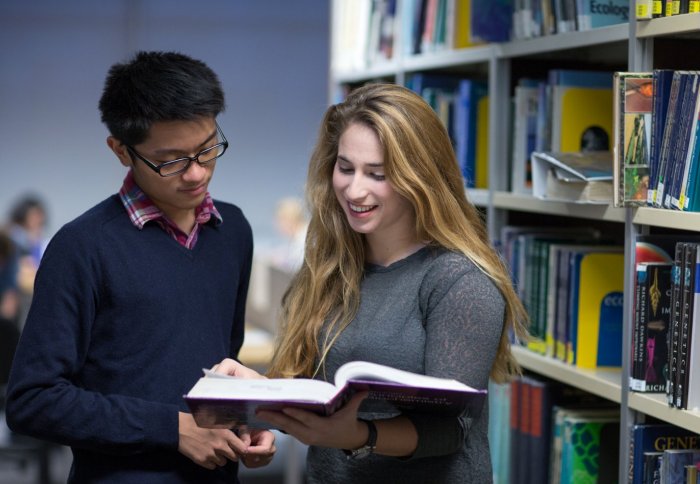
[688, 251, 700, 410]
[655, 72, 682, 207]
[648, 70, 662, 206]
[527, 379, 548, 484]
[664, 72, 690, 208]
[644, 264, 673, 393]
[636, 0, 655, 18]
[682, 102, 700, 210]
[628, 425, 637, 484]
[677, 75, 700, 210]
[632, 265, 649, 390]
[546, 246, 560, 357]
[668, 242, 685, 406]
[678, 243, 698, 408]
[652, 0, 666, 16]
[614, 72, 625, 207]
[669, 74, 699, 210]
[555, 249, 571, 362]
[536, 241, 550, 352]
[509, 377, 522, 483]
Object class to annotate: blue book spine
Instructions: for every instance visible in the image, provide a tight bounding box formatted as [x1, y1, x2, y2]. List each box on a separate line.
[668, 74, 699, 209]
[549, 69, 613, 88]
[686, 117, 700, 211]
[470, 0, 513, 43]
[649, 70, 675, 206]
[455, 80, 487, 188]
[683, 94, 700, 209]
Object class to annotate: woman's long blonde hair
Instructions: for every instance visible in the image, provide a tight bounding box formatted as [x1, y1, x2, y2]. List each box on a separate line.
[266, 83, 528, 383]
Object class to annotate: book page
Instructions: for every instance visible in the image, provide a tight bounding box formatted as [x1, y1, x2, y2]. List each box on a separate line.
[333, 361, 476, 391]
[187, 375, 338, 403]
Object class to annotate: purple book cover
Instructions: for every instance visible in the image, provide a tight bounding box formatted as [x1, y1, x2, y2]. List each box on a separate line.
[185, 372, 487, 430]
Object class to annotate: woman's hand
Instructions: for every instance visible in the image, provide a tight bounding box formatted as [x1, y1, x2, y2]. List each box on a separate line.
[211, 358, 265, 379]
[255, 391, 369, 450]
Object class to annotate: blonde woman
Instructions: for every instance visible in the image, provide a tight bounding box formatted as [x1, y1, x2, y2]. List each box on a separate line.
[216, 83, 528, 482]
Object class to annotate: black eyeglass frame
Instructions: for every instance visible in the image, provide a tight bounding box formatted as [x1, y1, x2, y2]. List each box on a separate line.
[126, 122, 228, 177]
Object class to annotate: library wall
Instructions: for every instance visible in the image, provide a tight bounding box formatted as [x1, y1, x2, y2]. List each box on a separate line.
[0, 0, 330, 246]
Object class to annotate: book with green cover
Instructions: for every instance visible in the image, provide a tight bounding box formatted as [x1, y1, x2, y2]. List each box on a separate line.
[560, 415, 620, 484]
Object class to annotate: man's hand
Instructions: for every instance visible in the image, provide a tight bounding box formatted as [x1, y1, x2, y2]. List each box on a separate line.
[211, 358, 264, 379]
[178, 412, 247, 470]
[237, 427, 277, 468]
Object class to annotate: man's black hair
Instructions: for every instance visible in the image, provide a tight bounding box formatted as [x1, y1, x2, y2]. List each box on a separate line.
[98, 51, 225, 145]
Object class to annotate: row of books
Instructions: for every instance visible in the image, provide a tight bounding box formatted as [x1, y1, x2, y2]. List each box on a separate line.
[511, 69, 614, 196]
[631, 236, 700, 412]
[489, 374, 700, 484]
[512, 0, 630, 41]
[489, 374, 620, 484]
[331, 0, 632, 73]
[613, 70, 700, 209]
[629, 420, 700, 484]
[331, 0, 396, 73]
[500, 224, 624, 369]
[636, 0, 700, 19]
[406, 73, 490, 188]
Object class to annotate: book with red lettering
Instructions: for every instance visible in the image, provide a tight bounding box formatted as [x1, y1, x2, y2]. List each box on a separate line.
[184, 361, 487, 429]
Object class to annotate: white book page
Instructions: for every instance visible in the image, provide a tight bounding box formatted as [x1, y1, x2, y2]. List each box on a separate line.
[333, 361, 476, 391]
[189, 371, 337, 403]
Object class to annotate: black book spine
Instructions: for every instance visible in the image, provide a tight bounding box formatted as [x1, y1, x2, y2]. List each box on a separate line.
[667, 242, 685, 406]
[678, 243, 697, 408]
[633, 265, 644, 384]
[644, 264, 672, 392]
[639, 268, 650, 387]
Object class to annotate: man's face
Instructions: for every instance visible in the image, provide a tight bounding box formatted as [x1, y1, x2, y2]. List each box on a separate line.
[110, 117, 219, 221]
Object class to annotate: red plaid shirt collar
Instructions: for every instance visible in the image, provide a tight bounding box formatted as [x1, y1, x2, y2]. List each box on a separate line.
[118, 170, 222, 249]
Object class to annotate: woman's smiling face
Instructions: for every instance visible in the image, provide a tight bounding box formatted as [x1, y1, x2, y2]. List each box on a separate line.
[332, 122, 414, 244]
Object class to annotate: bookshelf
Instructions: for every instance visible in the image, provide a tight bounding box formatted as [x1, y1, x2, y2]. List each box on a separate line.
[329, 2, 700, 482]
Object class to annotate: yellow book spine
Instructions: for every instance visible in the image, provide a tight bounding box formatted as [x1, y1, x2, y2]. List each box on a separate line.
[453, 0, 472, 49]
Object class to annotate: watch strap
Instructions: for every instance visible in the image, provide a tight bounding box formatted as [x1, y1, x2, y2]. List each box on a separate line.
[343, 419, 377, 459]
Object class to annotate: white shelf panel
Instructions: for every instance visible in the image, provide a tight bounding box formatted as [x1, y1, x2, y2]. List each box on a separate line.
[497, 24, 629, 58]
[493, 192, 626, 222]
[467, 188, 489, 207]
[401, 45, 494, 72]
[512, 346, 622, 403]
[633, 206, 700, 232]
[636, 13, 700, 38]
[628, 392, 700, 434]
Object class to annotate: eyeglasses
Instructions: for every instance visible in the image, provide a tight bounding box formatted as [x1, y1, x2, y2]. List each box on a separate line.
[126, 122, 228, 177]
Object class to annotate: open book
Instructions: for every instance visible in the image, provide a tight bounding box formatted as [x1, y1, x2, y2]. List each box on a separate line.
[184, 361, 487, 429]
[531, 151, 613, 203]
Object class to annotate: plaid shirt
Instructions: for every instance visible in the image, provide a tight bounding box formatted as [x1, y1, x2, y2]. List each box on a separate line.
[118, 171, 222, 249]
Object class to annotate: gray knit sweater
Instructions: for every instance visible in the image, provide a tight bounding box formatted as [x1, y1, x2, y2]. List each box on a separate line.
[306, 246, 505, 484]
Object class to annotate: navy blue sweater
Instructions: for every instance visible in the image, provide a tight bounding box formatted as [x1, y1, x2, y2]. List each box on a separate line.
[6, 194, 252, 483]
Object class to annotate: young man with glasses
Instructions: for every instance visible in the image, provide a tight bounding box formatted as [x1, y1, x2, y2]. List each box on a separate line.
[5, 51, 275, 483]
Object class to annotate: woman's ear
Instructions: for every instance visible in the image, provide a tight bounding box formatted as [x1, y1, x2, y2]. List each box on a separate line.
[107, 136, 132, 168]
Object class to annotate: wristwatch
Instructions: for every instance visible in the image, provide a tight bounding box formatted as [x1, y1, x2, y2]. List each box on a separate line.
[343, 419, 377, 459]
